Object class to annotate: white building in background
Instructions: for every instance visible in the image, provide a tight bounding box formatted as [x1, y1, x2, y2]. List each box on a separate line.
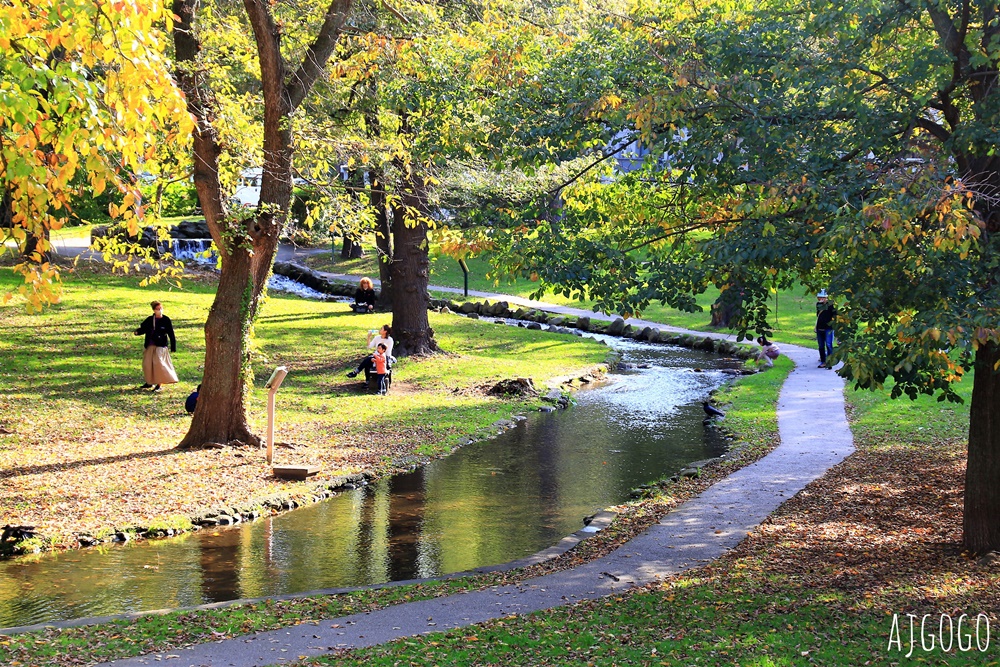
[601, 128, 686, 182]
[232, 168, 263, 208]
[230, 168, 341, 208]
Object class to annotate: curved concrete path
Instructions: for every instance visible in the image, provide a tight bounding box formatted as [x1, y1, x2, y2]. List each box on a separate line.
[91, 260, 854, 667]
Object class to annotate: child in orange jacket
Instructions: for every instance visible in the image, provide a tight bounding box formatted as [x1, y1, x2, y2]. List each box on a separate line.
[373, 343, 389, 395]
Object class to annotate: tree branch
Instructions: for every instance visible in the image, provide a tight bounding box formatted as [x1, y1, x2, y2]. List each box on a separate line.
[924, 3, 962, 56]
[914, 117, 951, 143]
[286, 0, 355, 110]
[545, 134, 642, 195]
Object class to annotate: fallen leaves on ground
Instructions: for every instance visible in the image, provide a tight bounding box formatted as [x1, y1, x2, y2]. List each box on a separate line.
[0, 383, 469, 546]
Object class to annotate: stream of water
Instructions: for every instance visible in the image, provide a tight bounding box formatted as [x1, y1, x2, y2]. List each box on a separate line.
[0, 334, 738, 629]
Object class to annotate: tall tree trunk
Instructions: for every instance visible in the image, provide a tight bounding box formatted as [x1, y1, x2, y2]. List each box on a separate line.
[173, 0, 259, 448]
[710, 280, 744, 329]
[964, 341, 1000, 554]
[341, 235, 364, 258]
[22, 230, 50, 264]
[340, 169, 366, 259]
[155, 181, 165, 218]
[362, 89, 393, 310]
[963, 164, 1000, 553]
[389, 171, 437, 356]
[173, 0, 353, 448]
[0, 189, 12, 231]
[709, 298, 737, 328]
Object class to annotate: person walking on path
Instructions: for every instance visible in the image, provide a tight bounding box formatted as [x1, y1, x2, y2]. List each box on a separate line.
[133, 301, 178, 392]
[814, 290, 836, 368]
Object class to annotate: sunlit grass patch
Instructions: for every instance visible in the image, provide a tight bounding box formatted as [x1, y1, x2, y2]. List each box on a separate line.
[0, 268, 610, 546]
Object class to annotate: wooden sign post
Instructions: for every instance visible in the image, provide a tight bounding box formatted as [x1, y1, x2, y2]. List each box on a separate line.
[264, 367, 320, 480]
[264, 366, 288, 466]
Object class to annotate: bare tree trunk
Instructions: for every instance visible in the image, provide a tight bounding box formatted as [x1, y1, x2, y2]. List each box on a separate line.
[710, 281, 745, 329]
[341, 235, 364, 258]
[339, 169, 366, 259]
[155, 181, 165, 217]
[185, 251, 261, 446]
[964, 341, 1000, 554]
[0, 189, 11, 231]
[173, 0, 260, 448]
[362, 91, 393, 310]
[709, 298, 737, 328]
[962, 168, 1000, 553]
[22, 231, 51, 264]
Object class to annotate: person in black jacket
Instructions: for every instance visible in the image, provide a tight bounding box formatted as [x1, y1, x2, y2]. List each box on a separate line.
[352, 277, 376, 313]
[134, 301, 178, 391]
[815, 290, 836, 368]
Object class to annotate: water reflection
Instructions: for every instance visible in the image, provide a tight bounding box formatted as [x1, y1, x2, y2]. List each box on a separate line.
[0, 336, 737, 628]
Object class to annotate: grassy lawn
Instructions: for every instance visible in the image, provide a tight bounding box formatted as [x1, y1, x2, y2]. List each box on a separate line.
[0, 266, 610, 547]
[305, 244, 823, 349]
[49, 224, 93, 241]
[2, 256, 987, 667]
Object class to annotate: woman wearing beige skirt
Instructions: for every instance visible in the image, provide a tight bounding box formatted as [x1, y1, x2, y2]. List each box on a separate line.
[134, 301, 178, 392]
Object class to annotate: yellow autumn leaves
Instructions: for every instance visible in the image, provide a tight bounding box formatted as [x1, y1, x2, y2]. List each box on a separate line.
[1, 0, 193, 311]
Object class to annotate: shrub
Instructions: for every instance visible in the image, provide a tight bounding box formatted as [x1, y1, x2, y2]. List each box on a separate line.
[141, 180, 199, 217]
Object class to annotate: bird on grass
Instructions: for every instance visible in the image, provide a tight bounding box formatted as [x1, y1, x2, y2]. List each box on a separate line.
[702, 401, 725, 418]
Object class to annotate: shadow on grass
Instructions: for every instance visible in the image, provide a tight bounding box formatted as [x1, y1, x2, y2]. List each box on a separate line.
[0, 446, 187, 480]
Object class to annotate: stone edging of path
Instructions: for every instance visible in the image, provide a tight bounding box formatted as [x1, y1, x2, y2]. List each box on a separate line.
[87, 329, 854, 666]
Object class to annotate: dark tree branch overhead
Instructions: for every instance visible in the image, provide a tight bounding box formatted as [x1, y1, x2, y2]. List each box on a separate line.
[914, 117, 951, 143]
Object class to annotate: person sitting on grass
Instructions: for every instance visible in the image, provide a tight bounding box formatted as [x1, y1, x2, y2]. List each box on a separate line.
[352, 277, 376, 313]
[373, 343, 389, 395]
[346, 324, 394, 381]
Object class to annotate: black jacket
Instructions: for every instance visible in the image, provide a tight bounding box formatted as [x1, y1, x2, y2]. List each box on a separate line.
[815, 305, 836, 332]
[135, 315, 176, 351]
[354, 287, 376, 307]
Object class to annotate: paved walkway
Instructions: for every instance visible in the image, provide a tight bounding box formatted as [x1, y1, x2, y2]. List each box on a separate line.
[89, 254, 854, 667]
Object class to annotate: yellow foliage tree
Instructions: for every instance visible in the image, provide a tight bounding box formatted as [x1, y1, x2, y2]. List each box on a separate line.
[0, 0, 192, 311]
